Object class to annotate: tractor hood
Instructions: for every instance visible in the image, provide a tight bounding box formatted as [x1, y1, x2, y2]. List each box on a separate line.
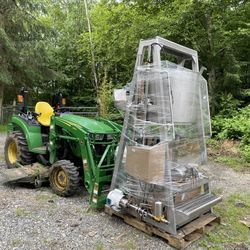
[57, 114, 120, 134]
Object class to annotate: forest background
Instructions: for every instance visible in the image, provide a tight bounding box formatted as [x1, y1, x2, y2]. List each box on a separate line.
[0, 0, 249, 162]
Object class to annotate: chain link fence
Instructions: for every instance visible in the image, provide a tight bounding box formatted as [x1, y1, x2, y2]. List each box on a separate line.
[1, 106, 17, 125]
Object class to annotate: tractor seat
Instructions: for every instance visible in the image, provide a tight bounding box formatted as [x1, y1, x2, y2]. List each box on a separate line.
[35, 102, 54, 126]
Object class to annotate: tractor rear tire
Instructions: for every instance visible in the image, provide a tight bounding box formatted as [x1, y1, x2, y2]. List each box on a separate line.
[4, 132, 35, 168]
[15, 132, 35, 165]
[49, 160, 79, 197]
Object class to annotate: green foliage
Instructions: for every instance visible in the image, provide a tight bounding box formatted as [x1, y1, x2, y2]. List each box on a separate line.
[0, 0, 249, 121]
[0, 125, 7, 133]
[212, 115, 247, 140]
[15, 207, 29, 217]
[0, 0, 58, 105]
[241, 145, 250, 163]
[213, 156, 250, 172]
[98, 73, 113, 118]
[35, 0, 96, 106]
[215, 94, 242, 118]
[212, 103, 250, 162]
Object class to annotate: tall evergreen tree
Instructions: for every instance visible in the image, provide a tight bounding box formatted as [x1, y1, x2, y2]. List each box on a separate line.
[0, 0, 55, 111]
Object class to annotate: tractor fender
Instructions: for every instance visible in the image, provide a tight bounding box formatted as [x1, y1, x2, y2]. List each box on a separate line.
[9, 115, 43, 151]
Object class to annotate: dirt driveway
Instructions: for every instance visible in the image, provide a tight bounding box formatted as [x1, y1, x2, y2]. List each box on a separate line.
[0, 133, 249, 250]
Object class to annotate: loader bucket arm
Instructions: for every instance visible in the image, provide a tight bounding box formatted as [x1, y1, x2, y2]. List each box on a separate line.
[51, 115, 121, 208]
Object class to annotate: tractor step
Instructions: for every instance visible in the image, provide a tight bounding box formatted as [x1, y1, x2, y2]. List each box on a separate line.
[31, 146, 47, 154]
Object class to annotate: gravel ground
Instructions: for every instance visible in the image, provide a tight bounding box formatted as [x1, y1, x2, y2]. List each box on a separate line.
[0, 133, 250, 250]
[199, 162, 250, 198]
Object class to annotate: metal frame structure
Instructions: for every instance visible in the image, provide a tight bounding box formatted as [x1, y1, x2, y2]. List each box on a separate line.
[135, 36, 199, 71]
[108, 37, 221, 235]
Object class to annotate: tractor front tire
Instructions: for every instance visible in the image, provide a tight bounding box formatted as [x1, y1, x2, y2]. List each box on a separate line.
[49, 160, 79, 197]
[4, 132, 35, 168]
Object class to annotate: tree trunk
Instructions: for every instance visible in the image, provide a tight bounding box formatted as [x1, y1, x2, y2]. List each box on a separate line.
[0, 84, 4, 123]
[205, 9, 216, 115]
[208, 67, 216, 115]
[0, 11, 5, 123]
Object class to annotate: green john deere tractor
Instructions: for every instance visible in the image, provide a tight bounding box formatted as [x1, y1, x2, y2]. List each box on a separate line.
[3, 88, 121, 208]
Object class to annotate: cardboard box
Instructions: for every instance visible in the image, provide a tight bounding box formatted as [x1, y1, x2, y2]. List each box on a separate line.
[125, 144, 165, 183]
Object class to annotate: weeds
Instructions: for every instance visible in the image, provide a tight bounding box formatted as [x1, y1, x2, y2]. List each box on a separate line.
[15, 207, 29, 217]
[0, 125, 7, 133]
[115, 240, 136, 250]
[12, 239, 22, 247]
[213, 156, 250, 172]
[207, 139, 250, 171]
[35, 192, 57, 202]
[96, 241, 105, 250]
[199, 192, 250, 248]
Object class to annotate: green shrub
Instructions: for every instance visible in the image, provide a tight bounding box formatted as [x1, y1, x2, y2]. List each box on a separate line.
[212, 99, 250, 162]
[212, 114, 250, 140]
[98, 74, 113, 119]
[241, 145, 250, 163]
[215, 94, 242, 118]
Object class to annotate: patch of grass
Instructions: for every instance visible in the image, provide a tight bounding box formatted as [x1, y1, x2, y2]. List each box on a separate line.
[35, 193, 50, 201]
[48, 203, 57, 210]
[12, 239, 22, 247]
[96, 241, 105, 250]
[199, 192, 250, 249]
[125, 240, 136, 250]
[207, 138, 250, 171]
[35, 192, 57, 202]
[15, 207, 29, 217]
[35, 192, 58, 209]
[212, 155, 250, 171]
[207, 138, 222, 151]
[211, 187, 224, 196]
[115, 240, 136, 250]
[0, 125, 7, 132]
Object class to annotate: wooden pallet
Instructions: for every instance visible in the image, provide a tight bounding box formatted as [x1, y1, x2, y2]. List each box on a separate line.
[105, 205, 220, 250]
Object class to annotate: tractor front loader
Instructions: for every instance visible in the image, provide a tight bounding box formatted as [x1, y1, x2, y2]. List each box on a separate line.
[3, 91, 121, 208]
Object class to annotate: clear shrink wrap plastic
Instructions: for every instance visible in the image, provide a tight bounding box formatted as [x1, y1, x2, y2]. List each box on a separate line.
[112, 60, 211, 208]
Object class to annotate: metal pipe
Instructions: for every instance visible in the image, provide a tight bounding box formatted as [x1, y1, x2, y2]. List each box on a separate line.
[119, 198, 169, 224]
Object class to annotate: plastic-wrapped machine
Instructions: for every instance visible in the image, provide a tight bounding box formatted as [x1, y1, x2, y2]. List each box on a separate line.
[108, 37, 221, 235]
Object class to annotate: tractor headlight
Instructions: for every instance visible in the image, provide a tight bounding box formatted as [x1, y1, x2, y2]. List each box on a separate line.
[95, 134, 105, 141]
